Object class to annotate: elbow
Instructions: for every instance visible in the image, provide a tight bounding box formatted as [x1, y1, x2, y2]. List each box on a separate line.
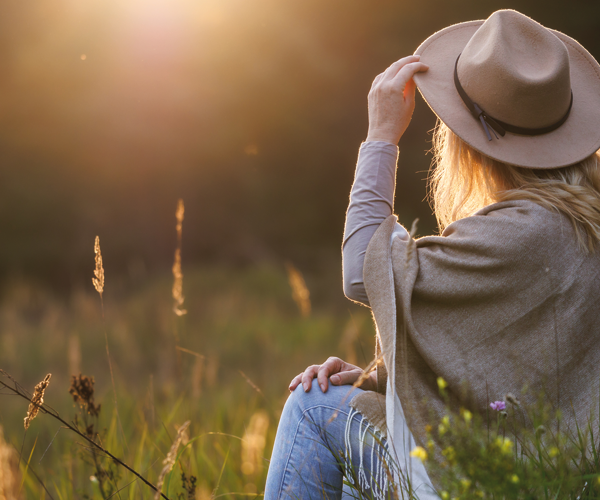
[343, 278, 355, 301]
[342, 244, 370, 306]
[343, 276, 370, 306]
[342, 231, 372, 305]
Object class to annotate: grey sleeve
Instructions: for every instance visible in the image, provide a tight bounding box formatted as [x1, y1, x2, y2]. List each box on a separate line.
[342, 141, 409, 305]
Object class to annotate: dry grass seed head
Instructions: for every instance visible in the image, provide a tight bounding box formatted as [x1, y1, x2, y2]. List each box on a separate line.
[154, 420, 191, 500]
[172, 199, 187, 316]
[92, 236, 105, 297]
[172, 249, 187, 316]
[285, 262, 311, 318]
[0, 425, 21, 500]
[69, 374, 101, 417]
[175, 198, 184, 239]
[241, 410, 270, 476]
[24, 373, 51, 430]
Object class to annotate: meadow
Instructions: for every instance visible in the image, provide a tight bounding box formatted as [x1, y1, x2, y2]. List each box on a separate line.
[0, 259, 375, 499]
[4, 254, 600, 499]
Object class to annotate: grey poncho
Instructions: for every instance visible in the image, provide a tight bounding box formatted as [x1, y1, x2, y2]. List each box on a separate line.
[351, 199, 600, 462]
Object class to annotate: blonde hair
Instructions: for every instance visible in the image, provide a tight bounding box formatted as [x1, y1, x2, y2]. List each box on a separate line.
[429, 121, 600, 251]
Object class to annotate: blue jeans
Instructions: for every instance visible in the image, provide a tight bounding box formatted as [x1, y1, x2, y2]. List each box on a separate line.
[264, 379, 394, 499]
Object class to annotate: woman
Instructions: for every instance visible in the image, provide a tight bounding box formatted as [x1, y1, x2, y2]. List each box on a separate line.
[264, 10, 600, 499]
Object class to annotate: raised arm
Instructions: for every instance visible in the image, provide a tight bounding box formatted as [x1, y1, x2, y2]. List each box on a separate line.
[342, 56, 428, 305]
[342, 142, 407, 304]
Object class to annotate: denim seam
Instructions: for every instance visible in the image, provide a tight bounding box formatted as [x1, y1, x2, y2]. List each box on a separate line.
[276, 403, 355, 499]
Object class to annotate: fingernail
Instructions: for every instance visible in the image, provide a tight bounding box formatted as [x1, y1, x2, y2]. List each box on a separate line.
[331, 375, 340, 384]
[303, 382, 309, 392]
[320, 384, 325, 392]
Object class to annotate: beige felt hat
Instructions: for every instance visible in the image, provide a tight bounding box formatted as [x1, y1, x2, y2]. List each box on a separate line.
[413, 9, 600, 169]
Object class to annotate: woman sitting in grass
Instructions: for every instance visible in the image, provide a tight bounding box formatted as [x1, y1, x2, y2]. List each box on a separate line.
[264, 9, 600, 499]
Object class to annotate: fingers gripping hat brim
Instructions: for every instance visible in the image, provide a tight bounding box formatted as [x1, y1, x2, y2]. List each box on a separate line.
[413, 20, 600, 169]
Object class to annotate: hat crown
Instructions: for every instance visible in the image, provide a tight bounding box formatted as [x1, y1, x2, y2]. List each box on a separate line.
[457, 10, 571, 129]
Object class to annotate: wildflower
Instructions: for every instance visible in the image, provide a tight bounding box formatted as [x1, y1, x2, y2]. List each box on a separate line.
[494, 436, 513, 455]
[510, 474, 519, 483]
[460, 408, 472, 424]
[549, 446, 559, 457]
[441, 492, 449, 500]
[425, 424, 432, 433]
[442, 446, 456, 463]
[24, 374, 51, 430]
[461, 478, 472, 490]
[490, 401, 506, 411]
[439, 415, 450, 436]
[409, 446, 428, 462]
[505, 392, 520, 407]
[437, 377, 447, 390]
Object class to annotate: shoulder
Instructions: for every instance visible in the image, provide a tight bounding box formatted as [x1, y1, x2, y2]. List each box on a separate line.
[414, 200, 578, 268]
[425, 200, 571, 247]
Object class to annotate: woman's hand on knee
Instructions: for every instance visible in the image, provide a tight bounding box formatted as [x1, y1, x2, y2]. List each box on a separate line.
[288, 357, 377, 393]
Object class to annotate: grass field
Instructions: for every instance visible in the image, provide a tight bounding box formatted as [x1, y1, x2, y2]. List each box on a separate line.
[4, 260, 600, 500]
[0, 263, 375, 499]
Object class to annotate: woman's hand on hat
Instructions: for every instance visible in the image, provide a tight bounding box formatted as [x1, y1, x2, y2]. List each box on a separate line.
[288, 356, 377, 393]
[366, 55, 429, 145]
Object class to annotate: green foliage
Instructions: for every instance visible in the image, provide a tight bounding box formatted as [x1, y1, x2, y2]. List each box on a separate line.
[4, 266, 600, 499]
[422, 391, 600, 499]
[0, 264, 374, 499]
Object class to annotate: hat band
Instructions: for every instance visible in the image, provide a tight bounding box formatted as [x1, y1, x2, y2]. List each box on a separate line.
[454, 54, 574, 141]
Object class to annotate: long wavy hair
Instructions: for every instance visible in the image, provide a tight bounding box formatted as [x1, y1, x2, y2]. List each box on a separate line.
[429, 121, 600, 251]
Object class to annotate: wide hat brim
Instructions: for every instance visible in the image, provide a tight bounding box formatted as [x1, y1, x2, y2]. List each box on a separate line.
[413, 20, 600, 169]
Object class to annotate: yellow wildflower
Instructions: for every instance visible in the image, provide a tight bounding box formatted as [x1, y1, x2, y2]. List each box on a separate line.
[549, 447, 559, 457]
[409, 446, 428, 462]
[460, 408, 473, 424]
[442, 446, 456, 463]
[460, 478, 472, 490]
[439, 414, 450, 435]
[510, 474, 519, 483]
[494, 436, 513, 455]
[437, 377, 448, 390]
[441, 492, 449, 500]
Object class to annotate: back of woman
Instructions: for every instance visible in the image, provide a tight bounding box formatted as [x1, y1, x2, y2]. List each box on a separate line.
[265, 9, 600, 499]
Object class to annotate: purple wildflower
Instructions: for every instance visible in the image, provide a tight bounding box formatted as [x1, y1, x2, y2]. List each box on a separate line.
[490, 401, 506, 411]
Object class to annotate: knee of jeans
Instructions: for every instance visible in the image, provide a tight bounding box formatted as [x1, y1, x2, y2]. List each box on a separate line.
[287, 378, 321, 413]
[287, 378, 355, 414]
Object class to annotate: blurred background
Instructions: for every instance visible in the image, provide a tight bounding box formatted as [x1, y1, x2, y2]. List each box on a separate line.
[0, 0, 600, 499]
[1, 0, 598, 289]
[0, 2, 599, 497]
